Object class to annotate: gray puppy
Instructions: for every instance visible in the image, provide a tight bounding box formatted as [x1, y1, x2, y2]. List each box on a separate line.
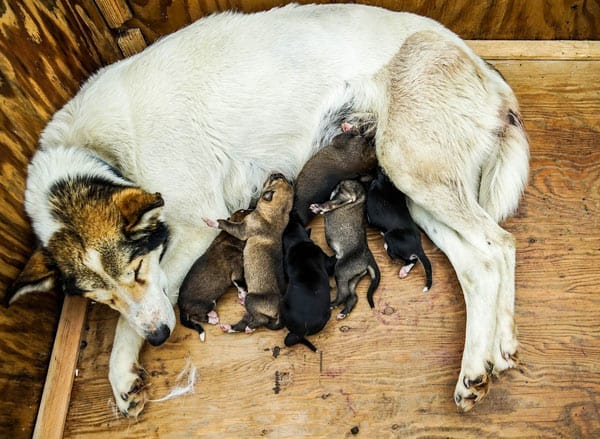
[293, 123, 377, 226]
[178, 208, 251, 341]
[204, 173, 293, 333]
[310, 179, 380, 318]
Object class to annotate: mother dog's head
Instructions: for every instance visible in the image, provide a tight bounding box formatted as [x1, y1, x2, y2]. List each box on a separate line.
[6, 147, 176, 346]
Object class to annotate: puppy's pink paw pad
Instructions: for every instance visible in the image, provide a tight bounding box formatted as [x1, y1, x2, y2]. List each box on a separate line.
[207, 311, 219, 325]
[244, 326, 255, 333]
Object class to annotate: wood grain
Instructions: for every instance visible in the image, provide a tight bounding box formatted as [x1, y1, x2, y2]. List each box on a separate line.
[0, 2, 121, 438]
[125, 0, 600, 43]
[32, 296, 87, 439]
[61, 44, 600, 438]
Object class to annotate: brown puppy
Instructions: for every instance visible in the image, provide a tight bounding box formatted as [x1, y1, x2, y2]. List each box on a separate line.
[178, 208, 252, 341]
[293, 122, 377, 226]
[310, 179, 380, 319]
[204, 173, 293, 333]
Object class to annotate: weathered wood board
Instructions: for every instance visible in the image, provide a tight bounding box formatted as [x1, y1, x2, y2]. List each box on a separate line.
[0, 1, 121, 438]
[59, 43, 600, 438]
[124, 0, 600, 43]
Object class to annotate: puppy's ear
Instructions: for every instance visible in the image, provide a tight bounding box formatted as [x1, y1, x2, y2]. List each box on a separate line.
[114, 188, 165, 239]
[5, 248, 57, 307]
[262, 190, 274, 202]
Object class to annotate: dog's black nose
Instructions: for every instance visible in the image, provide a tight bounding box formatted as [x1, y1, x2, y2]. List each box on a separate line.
[146, 324, 171, 346]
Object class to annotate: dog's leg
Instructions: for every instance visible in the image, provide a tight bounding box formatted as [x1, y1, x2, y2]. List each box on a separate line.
[408, 201, 515, 411]
[109, 316, 146, 417]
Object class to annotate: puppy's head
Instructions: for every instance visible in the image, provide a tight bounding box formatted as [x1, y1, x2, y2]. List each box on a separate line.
[329, 179, 366, 206]
[383, 229, 418, 263]
[8, 184, 176, 346]
[256, 173, 294, 220]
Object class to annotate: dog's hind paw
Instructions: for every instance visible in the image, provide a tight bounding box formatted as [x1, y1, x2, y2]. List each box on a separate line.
[220, 324, 238, 333]
[454, 367, 492, 412]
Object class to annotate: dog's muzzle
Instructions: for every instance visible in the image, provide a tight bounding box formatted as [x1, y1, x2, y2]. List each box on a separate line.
[146, 324, 171, 346]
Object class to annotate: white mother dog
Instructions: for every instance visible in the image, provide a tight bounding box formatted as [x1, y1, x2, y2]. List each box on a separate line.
[8, 4, 528, 416]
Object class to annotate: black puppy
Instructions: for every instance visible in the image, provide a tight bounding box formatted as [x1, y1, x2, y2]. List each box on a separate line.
[281, 215, 336, 352]
[367, 168, 432, 292]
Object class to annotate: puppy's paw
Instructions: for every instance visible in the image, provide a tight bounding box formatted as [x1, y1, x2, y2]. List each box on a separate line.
[244, 326, 255, 333]
[237, 290, 247, 305]
[202, 218, 219, 228]
[112, 366, 146, 418]
[309, 204, 324, 215]
[336, 312, 347, 320]
[454, 365, 492, 412]
[207, 310, 219, 325]
[340, 122, 354, 132]
[220, 324, 238, 333]
[398, 263, 415, 279]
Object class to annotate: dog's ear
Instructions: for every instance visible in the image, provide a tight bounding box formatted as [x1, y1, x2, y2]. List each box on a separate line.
[262, 190, 274, 202]
[5, 248, 57, 307]
[114, 188, 165, 239]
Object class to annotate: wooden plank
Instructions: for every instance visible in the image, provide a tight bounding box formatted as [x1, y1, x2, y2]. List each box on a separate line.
[0, 2, 121, 438]
[125, 0, 600, 44]
[117, 28, 147, 57]
[62, 48, 600, 437]
[468, 40, 600, 61]
[33, 296, 87, 439]
[93, 0, 132, 29]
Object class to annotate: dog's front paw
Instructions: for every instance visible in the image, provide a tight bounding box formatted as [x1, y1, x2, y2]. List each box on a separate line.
[112, 366, 146, 418]
[309, 204, 324, 215]
[494, 334, 519, 372]
[454, 365, 492, 412]
[202, 217, 219, 228]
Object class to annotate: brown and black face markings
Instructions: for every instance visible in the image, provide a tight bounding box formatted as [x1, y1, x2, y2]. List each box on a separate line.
[204, 173, 294, 333]
[27, 176, 173, 344]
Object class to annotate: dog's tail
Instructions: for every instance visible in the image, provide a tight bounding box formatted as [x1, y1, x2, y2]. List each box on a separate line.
[284, 332, 318, 352]
[366, 256, 381, 308]
[416, 249, 433, 293]
[478, 91, 530, 223]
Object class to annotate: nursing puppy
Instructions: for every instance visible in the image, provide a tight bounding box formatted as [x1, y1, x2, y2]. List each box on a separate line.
[204, 173, 293, 333]
[9, 4, 529, 415]
[367, 168, 433, 292]
[281, 215, 336, 352]
[178, 209, 251, 341]
[293, 123, 377, 226]
[310, 179, 381, 318]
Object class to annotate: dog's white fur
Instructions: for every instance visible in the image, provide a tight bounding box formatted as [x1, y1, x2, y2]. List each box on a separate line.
[20, 4, 528, 415]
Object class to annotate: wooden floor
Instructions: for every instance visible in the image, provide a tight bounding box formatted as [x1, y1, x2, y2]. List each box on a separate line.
[59, 42, 600, 438]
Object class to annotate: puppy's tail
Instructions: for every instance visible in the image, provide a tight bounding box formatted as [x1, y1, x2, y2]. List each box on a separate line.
[478, 91, 529, 223]
[417, 249, 433, 293]
[284, 332, 318, 352]
[366, 256, 381, 308]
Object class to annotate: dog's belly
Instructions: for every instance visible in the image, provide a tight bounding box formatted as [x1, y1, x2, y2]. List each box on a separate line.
[41, 4, 460, 221]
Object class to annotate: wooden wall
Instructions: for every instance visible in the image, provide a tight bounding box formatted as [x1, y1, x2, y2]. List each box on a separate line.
[0, 1, 121, 437]
[123, 0, 600, 44]
[0, 1, 598, 438]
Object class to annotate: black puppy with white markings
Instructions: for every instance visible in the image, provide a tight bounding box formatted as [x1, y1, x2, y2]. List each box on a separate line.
[310, 179, 380, 318]
[281, 215, 336, 352]
[367, 167, 433, 292]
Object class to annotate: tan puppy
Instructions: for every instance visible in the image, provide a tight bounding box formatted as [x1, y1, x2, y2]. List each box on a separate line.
[178, 208, 252, 341]
[204, 173, 293, 333]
